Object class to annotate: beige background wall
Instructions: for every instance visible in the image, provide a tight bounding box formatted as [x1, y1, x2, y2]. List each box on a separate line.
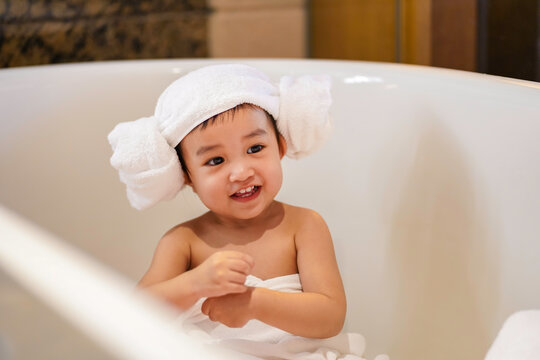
[208, 0, 307, 58]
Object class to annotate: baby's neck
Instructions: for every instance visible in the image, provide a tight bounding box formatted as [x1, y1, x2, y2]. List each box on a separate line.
[207, 201, 284, 232]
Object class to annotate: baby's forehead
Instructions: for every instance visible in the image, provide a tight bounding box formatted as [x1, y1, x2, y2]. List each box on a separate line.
[180, 105, 276, 147]
[191, 105, 275, 135]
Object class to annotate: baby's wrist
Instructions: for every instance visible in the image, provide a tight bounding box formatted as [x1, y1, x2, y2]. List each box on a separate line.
[183, 268, 204, 300]
[249, 286, 266, 321]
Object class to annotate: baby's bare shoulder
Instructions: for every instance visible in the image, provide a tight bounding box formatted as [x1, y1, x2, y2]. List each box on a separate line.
[138, 218, 204, 286]
[281, 202, 327, 229]
[280, 204, 333, 254]
[158, 217, 201, 250]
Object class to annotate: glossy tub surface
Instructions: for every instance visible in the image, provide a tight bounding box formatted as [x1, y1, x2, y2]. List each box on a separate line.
[1, 59, 539, 360]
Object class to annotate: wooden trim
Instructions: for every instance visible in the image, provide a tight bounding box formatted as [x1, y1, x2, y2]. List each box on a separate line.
[310, 0, 396, 61]
[310, 0, 478, 71]
[431, 0, 477, 71]
[400, 0, 431, 66]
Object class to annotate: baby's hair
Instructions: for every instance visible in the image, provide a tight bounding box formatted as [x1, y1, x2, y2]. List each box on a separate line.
[175, 103, 281, 178]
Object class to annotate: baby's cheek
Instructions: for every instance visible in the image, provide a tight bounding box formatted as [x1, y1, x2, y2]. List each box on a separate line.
[267, 164, 283, 190]
[199, 178, 226, 202]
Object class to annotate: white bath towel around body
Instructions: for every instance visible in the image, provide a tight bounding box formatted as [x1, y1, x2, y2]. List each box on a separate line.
[177, 274, 384, 360]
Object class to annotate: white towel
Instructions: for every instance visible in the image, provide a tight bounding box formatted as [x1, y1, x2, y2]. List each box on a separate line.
[108, 64, 333, 210]
[177, 274, 373, 360]
[108, 116, 183, 210]
[484, 310, 540, 360]
[179, 274, 303, 344]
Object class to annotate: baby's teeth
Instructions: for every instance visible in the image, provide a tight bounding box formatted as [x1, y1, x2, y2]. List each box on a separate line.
[237, 186, 256, 195]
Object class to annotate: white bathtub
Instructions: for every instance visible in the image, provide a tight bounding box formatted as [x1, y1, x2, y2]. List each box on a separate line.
[0, 59, 539, 360]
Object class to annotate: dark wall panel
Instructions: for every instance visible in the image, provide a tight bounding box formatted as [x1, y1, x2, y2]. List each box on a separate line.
[478, 0, 539, 81]
[0, 0, 209, 67]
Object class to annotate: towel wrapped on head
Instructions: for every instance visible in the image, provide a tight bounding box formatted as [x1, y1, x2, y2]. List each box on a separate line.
[108, 64, 333, 210]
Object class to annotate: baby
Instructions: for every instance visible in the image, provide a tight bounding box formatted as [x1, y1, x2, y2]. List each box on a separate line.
[108, 64, 372, 359]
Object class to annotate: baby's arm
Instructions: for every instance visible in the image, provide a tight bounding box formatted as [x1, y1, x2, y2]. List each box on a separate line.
[202, 210, 346, 338]
[138, 226, 254, 310]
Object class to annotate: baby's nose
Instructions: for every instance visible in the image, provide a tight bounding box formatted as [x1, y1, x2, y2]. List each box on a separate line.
[229, 161, 255, 182]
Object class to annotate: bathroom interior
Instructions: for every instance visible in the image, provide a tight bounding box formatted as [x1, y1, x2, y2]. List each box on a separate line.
[1, 1, 540, 360]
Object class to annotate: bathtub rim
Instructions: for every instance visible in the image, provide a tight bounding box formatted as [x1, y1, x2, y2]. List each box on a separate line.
[0, 58, 539, 90]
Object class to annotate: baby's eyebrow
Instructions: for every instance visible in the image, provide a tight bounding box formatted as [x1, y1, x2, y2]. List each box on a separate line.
[243, 128, 267, 139]
[196, 144, 222, 156]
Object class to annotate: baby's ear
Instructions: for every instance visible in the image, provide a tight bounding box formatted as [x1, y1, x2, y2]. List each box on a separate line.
[183, 172, 193, 188]
[278, 134, 288, 159]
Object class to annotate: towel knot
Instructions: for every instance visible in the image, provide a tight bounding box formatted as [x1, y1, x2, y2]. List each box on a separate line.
[278, 75, 332, 159]
[108, 116, 183, 210]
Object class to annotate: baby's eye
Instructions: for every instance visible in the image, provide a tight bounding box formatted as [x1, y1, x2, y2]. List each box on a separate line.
[206, 157, 224, 166]
[247, 145, 264, 154]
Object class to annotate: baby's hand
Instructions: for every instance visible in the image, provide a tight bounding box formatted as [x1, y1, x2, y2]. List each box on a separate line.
[201, 288, 255, 328]
[192, 251, 254, 298]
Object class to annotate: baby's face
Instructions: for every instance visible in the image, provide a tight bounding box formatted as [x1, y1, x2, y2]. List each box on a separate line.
[181, 106, 285, 220]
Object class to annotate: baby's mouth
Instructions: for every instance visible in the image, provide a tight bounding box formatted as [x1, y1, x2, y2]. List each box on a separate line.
[231, 185, 261, 198]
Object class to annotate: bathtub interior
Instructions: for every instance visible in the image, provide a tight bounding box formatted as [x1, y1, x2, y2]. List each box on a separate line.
[1, 59, 540, 360]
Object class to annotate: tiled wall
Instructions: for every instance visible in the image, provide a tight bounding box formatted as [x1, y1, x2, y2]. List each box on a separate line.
[0, 0, 209, 68]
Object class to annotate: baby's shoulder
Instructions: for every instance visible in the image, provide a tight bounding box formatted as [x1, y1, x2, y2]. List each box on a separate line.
[158, 217, 200, 249]
[280, 203, 332, 248]
[281, 202, 328, 229]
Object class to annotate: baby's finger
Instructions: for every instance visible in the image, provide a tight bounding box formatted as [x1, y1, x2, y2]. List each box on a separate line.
[224, 251, 255, 269]
[203, 302, 216, 322]
[201, 299, 210, 315]
[228, 259, 253, 276]
[225, 283, 248, 294]
[226, 271, 248, 285]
